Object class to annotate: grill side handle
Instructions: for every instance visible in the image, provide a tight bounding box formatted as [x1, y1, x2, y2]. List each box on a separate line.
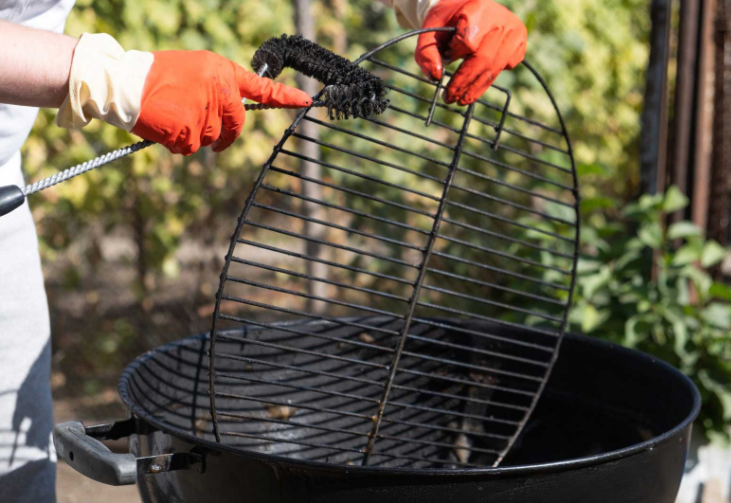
[54, 420, 205, 486]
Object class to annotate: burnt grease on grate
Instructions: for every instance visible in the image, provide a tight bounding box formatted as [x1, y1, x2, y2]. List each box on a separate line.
[209, 30, 579, 469]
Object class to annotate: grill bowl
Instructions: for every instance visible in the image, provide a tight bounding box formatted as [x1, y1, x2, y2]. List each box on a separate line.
[109, 319, 700, 503]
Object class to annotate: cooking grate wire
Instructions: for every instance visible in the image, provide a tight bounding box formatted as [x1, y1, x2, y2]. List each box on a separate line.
[208, 28, 579, 470]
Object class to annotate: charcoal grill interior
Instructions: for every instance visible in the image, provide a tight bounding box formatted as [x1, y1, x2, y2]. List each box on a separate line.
[121, 325, 697, 470]
[213, 319, 545, 468]
[208, 30, 579, 469]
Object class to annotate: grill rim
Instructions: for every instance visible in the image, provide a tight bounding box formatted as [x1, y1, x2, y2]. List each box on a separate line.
[118, 329, 701, 477]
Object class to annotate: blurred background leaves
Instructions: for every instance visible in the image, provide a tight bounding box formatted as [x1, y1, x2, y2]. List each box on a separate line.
[24, 0, 729, 440]
[570, 186, 731, 441]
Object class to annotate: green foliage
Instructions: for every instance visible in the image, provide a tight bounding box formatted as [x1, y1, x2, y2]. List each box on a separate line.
[502, 0, 650, 198]
[25, 0, 651, 290]
[572, 188, 731, 441]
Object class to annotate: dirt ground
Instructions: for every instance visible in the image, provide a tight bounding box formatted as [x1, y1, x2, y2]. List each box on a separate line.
[57, 461, 139, 503]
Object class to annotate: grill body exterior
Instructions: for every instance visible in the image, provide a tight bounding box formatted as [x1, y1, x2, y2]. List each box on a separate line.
[55, 327, 699, 503]
[132, 435, 690, 503]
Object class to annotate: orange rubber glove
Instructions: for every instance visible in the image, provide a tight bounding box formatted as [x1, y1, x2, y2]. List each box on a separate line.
[56, 34, 312, 156]
[132, 51, 312, 155]
[415, 0, 527, 106]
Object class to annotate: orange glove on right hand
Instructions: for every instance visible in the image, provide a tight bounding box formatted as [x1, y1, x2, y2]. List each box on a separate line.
[415, 0, 527, 106]
[56, 34, 312, 155]
[132, 50, 312, 155]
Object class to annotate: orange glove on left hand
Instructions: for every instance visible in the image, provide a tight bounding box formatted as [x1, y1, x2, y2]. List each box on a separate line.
[415, 0, 527, 106]
[55, 34, 312, 155]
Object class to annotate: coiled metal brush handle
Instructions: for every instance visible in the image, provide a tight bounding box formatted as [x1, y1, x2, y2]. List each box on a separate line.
[23, 139, 155, 198]
[244, 100, 327, 111]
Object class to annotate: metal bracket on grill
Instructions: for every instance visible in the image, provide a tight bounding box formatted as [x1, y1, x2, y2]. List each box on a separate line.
[137, 451, 206, 476]
[492, 87, 512, 151]
[423, 71, 511, 150]
[425, 74, 446, 127]
[85, 416, 153, 439]
[54, 420, 206, 486]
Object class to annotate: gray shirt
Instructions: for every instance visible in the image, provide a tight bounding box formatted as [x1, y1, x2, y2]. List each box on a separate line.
[0, 2, 74, 501]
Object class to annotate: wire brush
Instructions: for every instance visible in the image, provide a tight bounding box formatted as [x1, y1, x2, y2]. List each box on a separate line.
[252, 34, 389, 120]
[0, 35, 389, 217]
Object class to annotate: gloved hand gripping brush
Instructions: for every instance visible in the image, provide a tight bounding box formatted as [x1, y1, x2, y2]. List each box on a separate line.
[0, 34, 388, 218]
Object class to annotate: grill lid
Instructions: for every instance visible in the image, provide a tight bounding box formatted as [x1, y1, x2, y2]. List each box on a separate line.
[209, 28, 579, 470]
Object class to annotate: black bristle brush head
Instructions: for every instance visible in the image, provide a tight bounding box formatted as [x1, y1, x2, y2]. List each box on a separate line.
[252, 34, 389, 120]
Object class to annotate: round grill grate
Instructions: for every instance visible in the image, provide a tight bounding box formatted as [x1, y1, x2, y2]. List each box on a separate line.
[209, 28, 579, 469]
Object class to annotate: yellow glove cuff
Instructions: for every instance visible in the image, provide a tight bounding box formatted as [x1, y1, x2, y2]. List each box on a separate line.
[55, 33, 153, 131]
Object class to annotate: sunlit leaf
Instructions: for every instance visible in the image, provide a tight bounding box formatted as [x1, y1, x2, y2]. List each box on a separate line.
[672, 244, 701, 266]
[576, 163, 610, 177]
[701, 241, 727, 268]
[638, 222, 663, 249]
[709, 282, 731, 302]
[668, 221, 703, 240]
[582, 304, 597, 332]
[580, 266, 611, 299]
[625, 314, 649, 347]
[580, 196, 616, 214]
[663, 185, 689, 213]
[701, 303, 731, 329]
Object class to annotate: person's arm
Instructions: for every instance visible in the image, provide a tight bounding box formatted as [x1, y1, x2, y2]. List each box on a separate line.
[0, 22, 311, 154]
[0, 20, 78, 108]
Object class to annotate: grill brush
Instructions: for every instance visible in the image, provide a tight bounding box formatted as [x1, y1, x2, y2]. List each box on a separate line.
[0, 35, 389, 218]
[253, 35, 389, 120]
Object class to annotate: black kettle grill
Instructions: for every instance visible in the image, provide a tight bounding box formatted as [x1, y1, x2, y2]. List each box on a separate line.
[55, 326, 699, 502]
[53, 29, 700, 502]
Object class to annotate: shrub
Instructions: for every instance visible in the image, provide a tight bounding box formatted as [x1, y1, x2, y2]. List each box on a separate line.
[571, 187, 731, 441]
